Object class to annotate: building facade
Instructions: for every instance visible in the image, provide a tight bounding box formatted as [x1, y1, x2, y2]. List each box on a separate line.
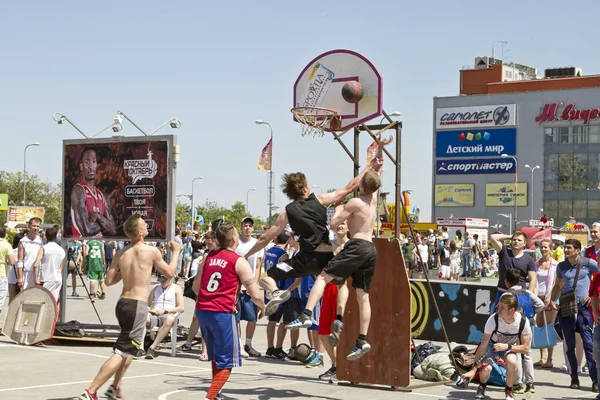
[433, 59, 600, 231]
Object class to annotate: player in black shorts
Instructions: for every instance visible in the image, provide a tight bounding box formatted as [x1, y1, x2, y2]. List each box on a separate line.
[286, 136, 389, 361]
[243, 159, 383, 317]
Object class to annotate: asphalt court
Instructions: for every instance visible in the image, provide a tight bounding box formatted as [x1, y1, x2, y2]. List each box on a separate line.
[2, 281, 600, 399]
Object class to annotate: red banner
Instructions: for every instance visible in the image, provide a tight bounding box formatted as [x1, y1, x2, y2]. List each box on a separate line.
[258, 138, 272, 171]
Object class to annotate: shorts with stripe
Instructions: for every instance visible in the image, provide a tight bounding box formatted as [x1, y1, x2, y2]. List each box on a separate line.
[318, 283, 338, 335]
[114, 298, 147, 356]
[196, 309, 242, 369]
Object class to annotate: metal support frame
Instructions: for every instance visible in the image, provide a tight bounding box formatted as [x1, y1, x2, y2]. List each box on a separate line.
[330, 111, 460, 385]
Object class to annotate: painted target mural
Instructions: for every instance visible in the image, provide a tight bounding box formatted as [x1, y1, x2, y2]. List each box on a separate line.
[410, 280, 498, 345]
[411, 282, 429, 337]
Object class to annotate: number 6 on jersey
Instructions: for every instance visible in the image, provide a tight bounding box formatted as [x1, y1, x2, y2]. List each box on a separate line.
[206, 271, 222, 292]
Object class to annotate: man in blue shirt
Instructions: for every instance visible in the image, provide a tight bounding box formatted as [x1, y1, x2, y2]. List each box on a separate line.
[263, 233, 301, 360]
[550, 238, 599, 392]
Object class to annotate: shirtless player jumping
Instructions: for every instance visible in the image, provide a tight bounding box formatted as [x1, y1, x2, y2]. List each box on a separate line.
[243, 158, 382, 317]
[286, 136, 390, 361]
[79, 215, 182, 400]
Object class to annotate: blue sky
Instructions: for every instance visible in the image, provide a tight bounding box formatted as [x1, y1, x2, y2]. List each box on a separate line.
[1, 1, 597, 221]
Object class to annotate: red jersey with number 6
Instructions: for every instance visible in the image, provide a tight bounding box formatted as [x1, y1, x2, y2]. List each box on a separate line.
[196, 249, 240, 313]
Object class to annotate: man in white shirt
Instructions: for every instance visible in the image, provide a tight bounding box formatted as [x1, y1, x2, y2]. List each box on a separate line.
[461, 292, 531, 400]
[17, 217, 44, 289]
[145, 275, 184, 359]
[32, 226, 65, 302]
[235, 217, 264, 357]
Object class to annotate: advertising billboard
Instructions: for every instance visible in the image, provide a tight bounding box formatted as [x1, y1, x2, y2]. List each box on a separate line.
[434, 184, 474, 207]
[0, 194, 7, 211]
[7, 206, 44, 227]
[435, 128, 516, 158]
[436, 104, 517, 130]
[436, 158, 516, 175]
[485, 183, 528, 206]
[62, 135, 176, 240]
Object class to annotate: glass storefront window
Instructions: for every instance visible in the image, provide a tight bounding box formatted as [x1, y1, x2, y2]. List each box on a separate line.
[573, 200, 588, 220]
[590, 126, 600, 144]
[558, 200, 573, 219]
[589, 153, 600, 190]
[544, 154, 559, 191]
[559, 154, 572, 190]
[544, 200, 558, 220]
[559, 127, 570, 144]
[588, 200, 600, 220]
[573, 153, 589, 190]
[545, 127, 556, 144]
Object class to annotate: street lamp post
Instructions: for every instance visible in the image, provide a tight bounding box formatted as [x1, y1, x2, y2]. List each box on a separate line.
[524, 164, 540, 221]
[256, 120, 274, 227]
[501, 154, 519, 231]
[23, 142, 40, 204]
[497, 213, 513, 234]
[312, 185, 323, 194]
[191, 177, 204, 226]
[379, 111, 401, 124]
[246, 188, 257, 213]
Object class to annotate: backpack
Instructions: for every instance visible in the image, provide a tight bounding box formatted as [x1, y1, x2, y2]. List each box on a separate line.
[490, 313, 526, 345]
[494, 290, 535, 320]
[514, 292, 535, 319]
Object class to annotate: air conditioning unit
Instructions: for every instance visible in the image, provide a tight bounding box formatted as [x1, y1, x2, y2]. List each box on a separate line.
[544, 67, 583, 79]
[474, 56, 503, 70]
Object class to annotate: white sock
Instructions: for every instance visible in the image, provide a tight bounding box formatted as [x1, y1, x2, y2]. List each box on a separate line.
[184, 341, 191, 346]
[246, 338, 252, 347]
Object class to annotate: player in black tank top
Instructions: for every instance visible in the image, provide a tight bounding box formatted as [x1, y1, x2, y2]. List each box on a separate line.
[242, 163, 379, 316]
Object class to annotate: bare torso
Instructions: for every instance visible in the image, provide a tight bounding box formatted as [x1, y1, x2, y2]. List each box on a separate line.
[114, 242, 160, 302]
[347, 194, 377, 241]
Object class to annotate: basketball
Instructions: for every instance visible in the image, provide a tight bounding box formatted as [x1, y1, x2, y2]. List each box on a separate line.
[341, 81, 364, 103]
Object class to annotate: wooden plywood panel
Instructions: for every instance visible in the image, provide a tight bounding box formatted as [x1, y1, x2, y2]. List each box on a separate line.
[336, 238, 411, 387]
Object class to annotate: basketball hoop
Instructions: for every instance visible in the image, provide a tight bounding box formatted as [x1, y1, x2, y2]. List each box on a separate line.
[291, 106, 341, 137]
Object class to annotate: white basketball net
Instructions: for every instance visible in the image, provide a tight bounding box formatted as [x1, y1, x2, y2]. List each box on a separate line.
[291, 107, 340, 138]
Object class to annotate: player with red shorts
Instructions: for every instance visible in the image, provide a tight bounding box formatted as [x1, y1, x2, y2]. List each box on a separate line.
[318, 282, 339, 380]
[192, 222, 265, 400]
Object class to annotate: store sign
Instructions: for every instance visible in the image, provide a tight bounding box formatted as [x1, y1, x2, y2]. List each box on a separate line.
[435, 128, 516, 157]
[436, 158, 516, 175]
[485, 183, 528, 206]
[535, 102, 600, 125]
[436, 104, 516, 129]
[434, 184, 474, 207]
[529, 219, 554, 228]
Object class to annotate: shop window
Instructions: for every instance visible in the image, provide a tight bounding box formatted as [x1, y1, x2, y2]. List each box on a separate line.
[559, 154, 572, 190]
[544, 127, 556, 144]
[559, 127, 570, 144]
[572, 153, 589, 190]
[590, 126, 600, 144]
[573, 200, 587, 220]
[544, 154, 559, 191]
[573, 126, 588, 144]
[588, 153, 600, 190]
[588, 200, 600, 220]
[558, 200, 573, 219]
[543, 200, 558, 220]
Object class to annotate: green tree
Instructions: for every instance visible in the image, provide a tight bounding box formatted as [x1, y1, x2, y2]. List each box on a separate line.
[175, 202, 191, 227]
[193, 200, 265, 231]
[0, 170, 62, 225]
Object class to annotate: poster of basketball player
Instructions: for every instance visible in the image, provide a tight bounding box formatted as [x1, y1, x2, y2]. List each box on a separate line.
[62, 135, 175, 240]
